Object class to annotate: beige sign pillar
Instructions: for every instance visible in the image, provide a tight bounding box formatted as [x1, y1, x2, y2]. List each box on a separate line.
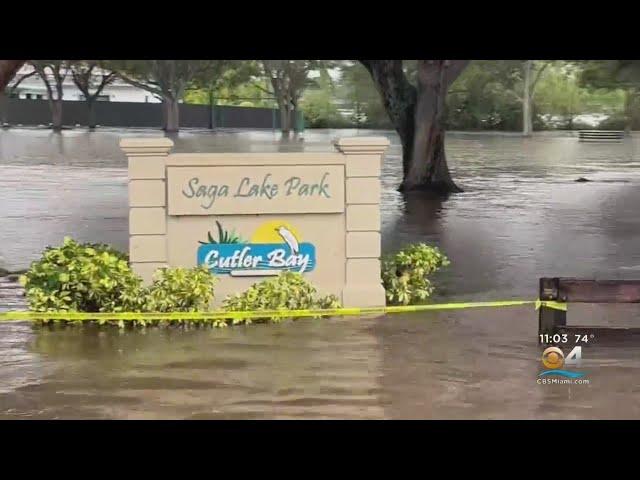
[120, 136, 390, 308]
[336, 137, 389, 307]
[120, 138, 173, 282]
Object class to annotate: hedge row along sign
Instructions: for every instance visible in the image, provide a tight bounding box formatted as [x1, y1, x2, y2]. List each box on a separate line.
[121, 138, 389, 307]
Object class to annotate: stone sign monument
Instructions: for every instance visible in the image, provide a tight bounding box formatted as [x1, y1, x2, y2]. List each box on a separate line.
[120, 136, 389, 307]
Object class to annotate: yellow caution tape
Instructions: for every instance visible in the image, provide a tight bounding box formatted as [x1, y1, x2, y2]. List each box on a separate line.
[535, 299, 568, 312]
[0, 299, 567, 323]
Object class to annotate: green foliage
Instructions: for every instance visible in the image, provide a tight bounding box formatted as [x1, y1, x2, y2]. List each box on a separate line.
[300, 90, 342, 128]
[110, 60, 229, 102]
[300, 70, 350, 128]
[21, 238, 216, 321]
[381, 243, 450, 306]
[70, 59, 640, 132]
[535, 64, 587, 122]
[144, 266, 216, 313]
[579, 60, 640, 90]
[21, 237, 144, 313]
[336, 62, 393, 128]
[184, 62, 275, 108]
[21, 238, 346, 329]
[222, 272, 341, 324]
[441, 60, 638, 132]
[445, 60, 523, 131]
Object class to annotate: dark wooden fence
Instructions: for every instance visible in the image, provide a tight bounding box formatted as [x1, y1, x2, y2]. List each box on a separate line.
[538, 277, 640, 340]
[2, 98, 284, 130]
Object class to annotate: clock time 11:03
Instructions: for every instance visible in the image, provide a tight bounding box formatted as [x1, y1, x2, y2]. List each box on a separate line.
[539, 333, 593, 344]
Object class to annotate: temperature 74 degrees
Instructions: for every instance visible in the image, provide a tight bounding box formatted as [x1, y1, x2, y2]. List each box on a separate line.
[575, 334, 594, 343]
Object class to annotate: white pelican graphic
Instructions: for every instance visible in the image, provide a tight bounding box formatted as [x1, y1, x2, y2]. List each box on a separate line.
[275, 226, 299, 255]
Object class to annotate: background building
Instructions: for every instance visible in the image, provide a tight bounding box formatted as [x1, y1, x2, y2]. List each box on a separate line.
[9, 65, 161, 103]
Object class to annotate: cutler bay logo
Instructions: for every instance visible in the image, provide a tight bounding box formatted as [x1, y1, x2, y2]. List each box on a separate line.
[197, 220, 316, 277]
[538, 346, 586, 380]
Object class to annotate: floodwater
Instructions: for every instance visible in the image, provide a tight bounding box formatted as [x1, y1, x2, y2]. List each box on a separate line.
[1, 127, 640, 419]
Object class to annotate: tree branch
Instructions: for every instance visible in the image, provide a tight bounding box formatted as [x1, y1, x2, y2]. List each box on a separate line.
[254, 83, 273, 95]
[0, 60, 26, 91]
[530, 61, 551, 100]
[117, 72, 165, 98]
[70, 63, 93, 97]
[93, 72, 116, 97]
[7, 70, 37, 93]
[444, 60, 471, 87]
[32, 63, 55, 100]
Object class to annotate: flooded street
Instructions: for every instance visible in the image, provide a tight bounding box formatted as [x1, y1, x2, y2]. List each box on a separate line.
[1, 127, 640, 419]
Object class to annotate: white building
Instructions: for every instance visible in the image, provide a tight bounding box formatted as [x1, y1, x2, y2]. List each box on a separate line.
[9, 64, 161, 103]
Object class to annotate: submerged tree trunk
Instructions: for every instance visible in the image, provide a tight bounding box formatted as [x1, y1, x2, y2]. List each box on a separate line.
[360, 60, 468, 194]
[522, 60, 549, 137]
[0, 90, 8, 126]
[403, 61, 461, 193]
[33, 62, 67, 131]
[359, 60, 415, 179]
[163, 97, 179, 132]
[524, 101, 533, 136]
[50, 100, 63, 130]
[624, 88, 635, 133]
[403, 61, 468, 193]
[292, 103, 299, 134]
[279, 102, 292, 135]
[86, 99, 96, 129]
[523, 61, 532, 136]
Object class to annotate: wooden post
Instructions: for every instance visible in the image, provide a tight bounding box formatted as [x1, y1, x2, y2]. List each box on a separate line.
[538, 277, 566, 340]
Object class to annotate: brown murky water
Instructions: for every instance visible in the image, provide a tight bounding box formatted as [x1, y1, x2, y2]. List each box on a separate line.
[1, 127, 640, 419]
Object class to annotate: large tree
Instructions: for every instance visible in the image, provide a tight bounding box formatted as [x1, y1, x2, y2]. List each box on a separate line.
[31, 60, 68, 130]
[483, 60, 550, 136]
[112, 60, 226, 132]
[519, 61, 550, 136]
[69, 61, 116, 129]
[360, 60, 469, 193]
[260, 60, 323, 135]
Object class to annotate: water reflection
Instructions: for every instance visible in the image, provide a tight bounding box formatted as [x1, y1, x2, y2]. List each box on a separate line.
[1, 320, 386, 419]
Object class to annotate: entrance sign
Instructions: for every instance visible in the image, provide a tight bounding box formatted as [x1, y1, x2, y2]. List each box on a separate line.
[196, 220, 317, 276]
[167, 165, 344, 215]
[120, 137, 389, 307]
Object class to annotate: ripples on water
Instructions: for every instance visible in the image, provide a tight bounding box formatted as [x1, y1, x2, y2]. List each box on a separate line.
[1, 128, 640, 418]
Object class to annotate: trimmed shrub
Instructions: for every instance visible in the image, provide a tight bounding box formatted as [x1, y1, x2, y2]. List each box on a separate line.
[145, 266, 217, 312]
[21, 237, 144, 312]
[21, 238, 217, 320]
[382, 243, 450, 306]
[222, 271, 341, 324]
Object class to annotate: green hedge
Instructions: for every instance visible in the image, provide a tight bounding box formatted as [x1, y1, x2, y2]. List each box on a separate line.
[21, 238, 449, 327]
[222, 271, 340, 324]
